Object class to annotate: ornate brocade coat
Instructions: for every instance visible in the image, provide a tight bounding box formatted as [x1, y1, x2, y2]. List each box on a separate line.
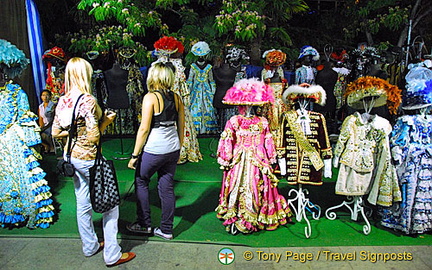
[334, 112, 401, 206]
[276, 110, 332, 185]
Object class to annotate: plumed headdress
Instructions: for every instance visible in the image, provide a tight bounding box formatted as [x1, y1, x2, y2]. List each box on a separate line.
[42, 46, 66, 62]
[191, 41, 211, 56]
[298, 45, 320, 61]
[154, 36, 184, 56]
[282, 84, 326, 106]
[263, 49, 286, 67]
[344, 76, 401, 114]
[223, 78, 274, 106]
[0, 39, 30, 79]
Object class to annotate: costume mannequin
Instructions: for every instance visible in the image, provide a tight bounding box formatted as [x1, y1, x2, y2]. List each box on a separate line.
[277, 84, 332, 185]
[277, 84, 332, 237]
[380, 72, 432, 235]
[332, 61, 351, 113]
[104, 62, 130, 109]
[213, 46, 249, 130]
[42, 46, 67, 101]
[295, 46, 319, 85]
[328, 77, 402, 235]
[260, 49, 288, 135]
[315, 61, 338, 134]
[187, 42, 218, 134]
[0, 39, 54, 229]
[153, 36, 202, 164]
[215, 78, 291, 235]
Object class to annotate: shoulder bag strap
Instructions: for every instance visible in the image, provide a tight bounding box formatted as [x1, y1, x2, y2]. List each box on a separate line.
[65, 94, 85, 162]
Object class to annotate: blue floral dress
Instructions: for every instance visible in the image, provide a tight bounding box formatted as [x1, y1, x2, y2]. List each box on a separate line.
[0, 82, 55, 228]
[381, 115, 432, 234]
[187, 63, 218, 134]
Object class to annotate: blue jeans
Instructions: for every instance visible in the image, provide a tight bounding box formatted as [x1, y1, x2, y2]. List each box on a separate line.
[71, 156, 122, 265]
[135, 150, 180, 234]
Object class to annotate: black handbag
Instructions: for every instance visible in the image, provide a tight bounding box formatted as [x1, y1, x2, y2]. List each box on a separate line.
[57, 94, 84, 177]
[89, 142, 120, 213]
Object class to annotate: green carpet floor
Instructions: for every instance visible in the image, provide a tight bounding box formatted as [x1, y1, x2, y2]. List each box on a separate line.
[1, 137, 431, 247]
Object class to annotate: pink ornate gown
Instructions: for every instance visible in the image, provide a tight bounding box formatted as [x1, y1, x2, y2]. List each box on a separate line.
[215, 114, 291, 233]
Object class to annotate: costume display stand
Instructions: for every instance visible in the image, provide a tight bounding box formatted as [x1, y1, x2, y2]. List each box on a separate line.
[287, 184, 321, 238]
[104, 62, 131, 160]
[326, 96, 377, 235]
[325, 196, 371, 235]
[286, 98, 321, 239]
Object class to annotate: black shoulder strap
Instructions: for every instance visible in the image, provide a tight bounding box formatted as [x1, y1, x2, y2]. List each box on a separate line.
[66, 94, 85, 161]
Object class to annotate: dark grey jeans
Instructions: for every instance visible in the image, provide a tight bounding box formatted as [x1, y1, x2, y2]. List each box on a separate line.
[135, 150, 180, 234]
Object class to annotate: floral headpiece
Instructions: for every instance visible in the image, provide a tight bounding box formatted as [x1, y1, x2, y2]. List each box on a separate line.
[225, 46, 249, 62]
[154, 36, 184, 56]
[0, 39, 30, 79]
[42, 46, 66, 62]
[298, 45, 320, 61]
[345, 76, 401, 114]
[191, 41, 211, 56]
[330, 50, 348, 62]
[282, 84, 326, 106]
[223, 78, 274, 106]
[263, 49, 286, 67]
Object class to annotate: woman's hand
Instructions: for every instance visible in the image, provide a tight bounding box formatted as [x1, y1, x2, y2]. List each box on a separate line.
[103, 110, 116, 125]
[99, 110, 116, 133]
[128, 157, 138, 169]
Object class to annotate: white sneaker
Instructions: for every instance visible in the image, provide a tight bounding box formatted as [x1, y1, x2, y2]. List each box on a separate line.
[154, 227, 173, 240]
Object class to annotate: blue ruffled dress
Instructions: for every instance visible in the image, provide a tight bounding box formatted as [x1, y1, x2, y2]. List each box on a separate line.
[381, 115, 432, 234]
[0, 82, 55, 228]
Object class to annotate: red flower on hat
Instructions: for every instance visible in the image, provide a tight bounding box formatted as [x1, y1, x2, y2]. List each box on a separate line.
[154, 36, 184, 54]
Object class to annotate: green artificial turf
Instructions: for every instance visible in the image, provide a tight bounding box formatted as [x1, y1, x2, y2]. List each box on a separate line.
[1, 137, 431, 248]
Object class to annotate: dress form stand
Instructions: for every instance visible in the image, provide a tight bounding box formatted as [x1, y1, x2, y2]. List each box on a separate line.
[104, 62, 131, 160]
[325, 97, 376, 235]
[325, 196, 371, 235]
[286, 99, 321, 239]
[287, 184, 321, 238]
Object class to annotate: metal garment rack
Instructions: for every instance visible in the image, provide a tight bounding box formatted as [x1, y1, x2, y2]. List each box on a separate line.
[325, 195, 371, 235]
[287, 184, 321, 238]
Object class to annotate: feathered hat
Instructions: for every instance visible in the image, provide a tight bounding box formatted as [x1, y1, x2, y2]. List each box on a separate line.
[223, 78, 275, 106]
[263, 49, 286, 67]
[344, 76, 401, 114]
[42, 46, 66, 62]
[298, 45, 320, 61]
[0, 39, 30, 79]
[402, 66, 432, 110]
[191, 41, 211, 56]
[154, 36, 184, 56]
[282, 84, 326, 106]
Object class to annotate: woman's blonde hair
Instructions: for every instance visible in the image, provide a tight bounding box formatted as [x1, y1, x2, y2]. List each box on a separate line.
[147, 62, 175, 92]
[64, 57, 93, 94]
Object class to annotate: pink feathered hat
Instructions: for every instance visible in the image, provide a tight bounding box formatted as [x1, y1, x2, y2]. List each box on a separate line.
[223, 78, 275, 106]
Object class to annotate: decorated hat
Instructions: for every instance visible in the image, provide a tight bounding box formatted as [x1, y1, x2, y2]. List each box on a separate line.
[0, 39, 30, 79]
[225, 46, 249, 62]
[42, 46, 66, 62]
[263, 49, 286, 67]
[344, 76, 401, 114]
[191, 41, 211, 56]
[223, 78, 274, 106]
[282, 84, 326, 106]
[402, 78, 432, 110]
[154, 36, 184, 56]
[298, 45, 320, 61]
